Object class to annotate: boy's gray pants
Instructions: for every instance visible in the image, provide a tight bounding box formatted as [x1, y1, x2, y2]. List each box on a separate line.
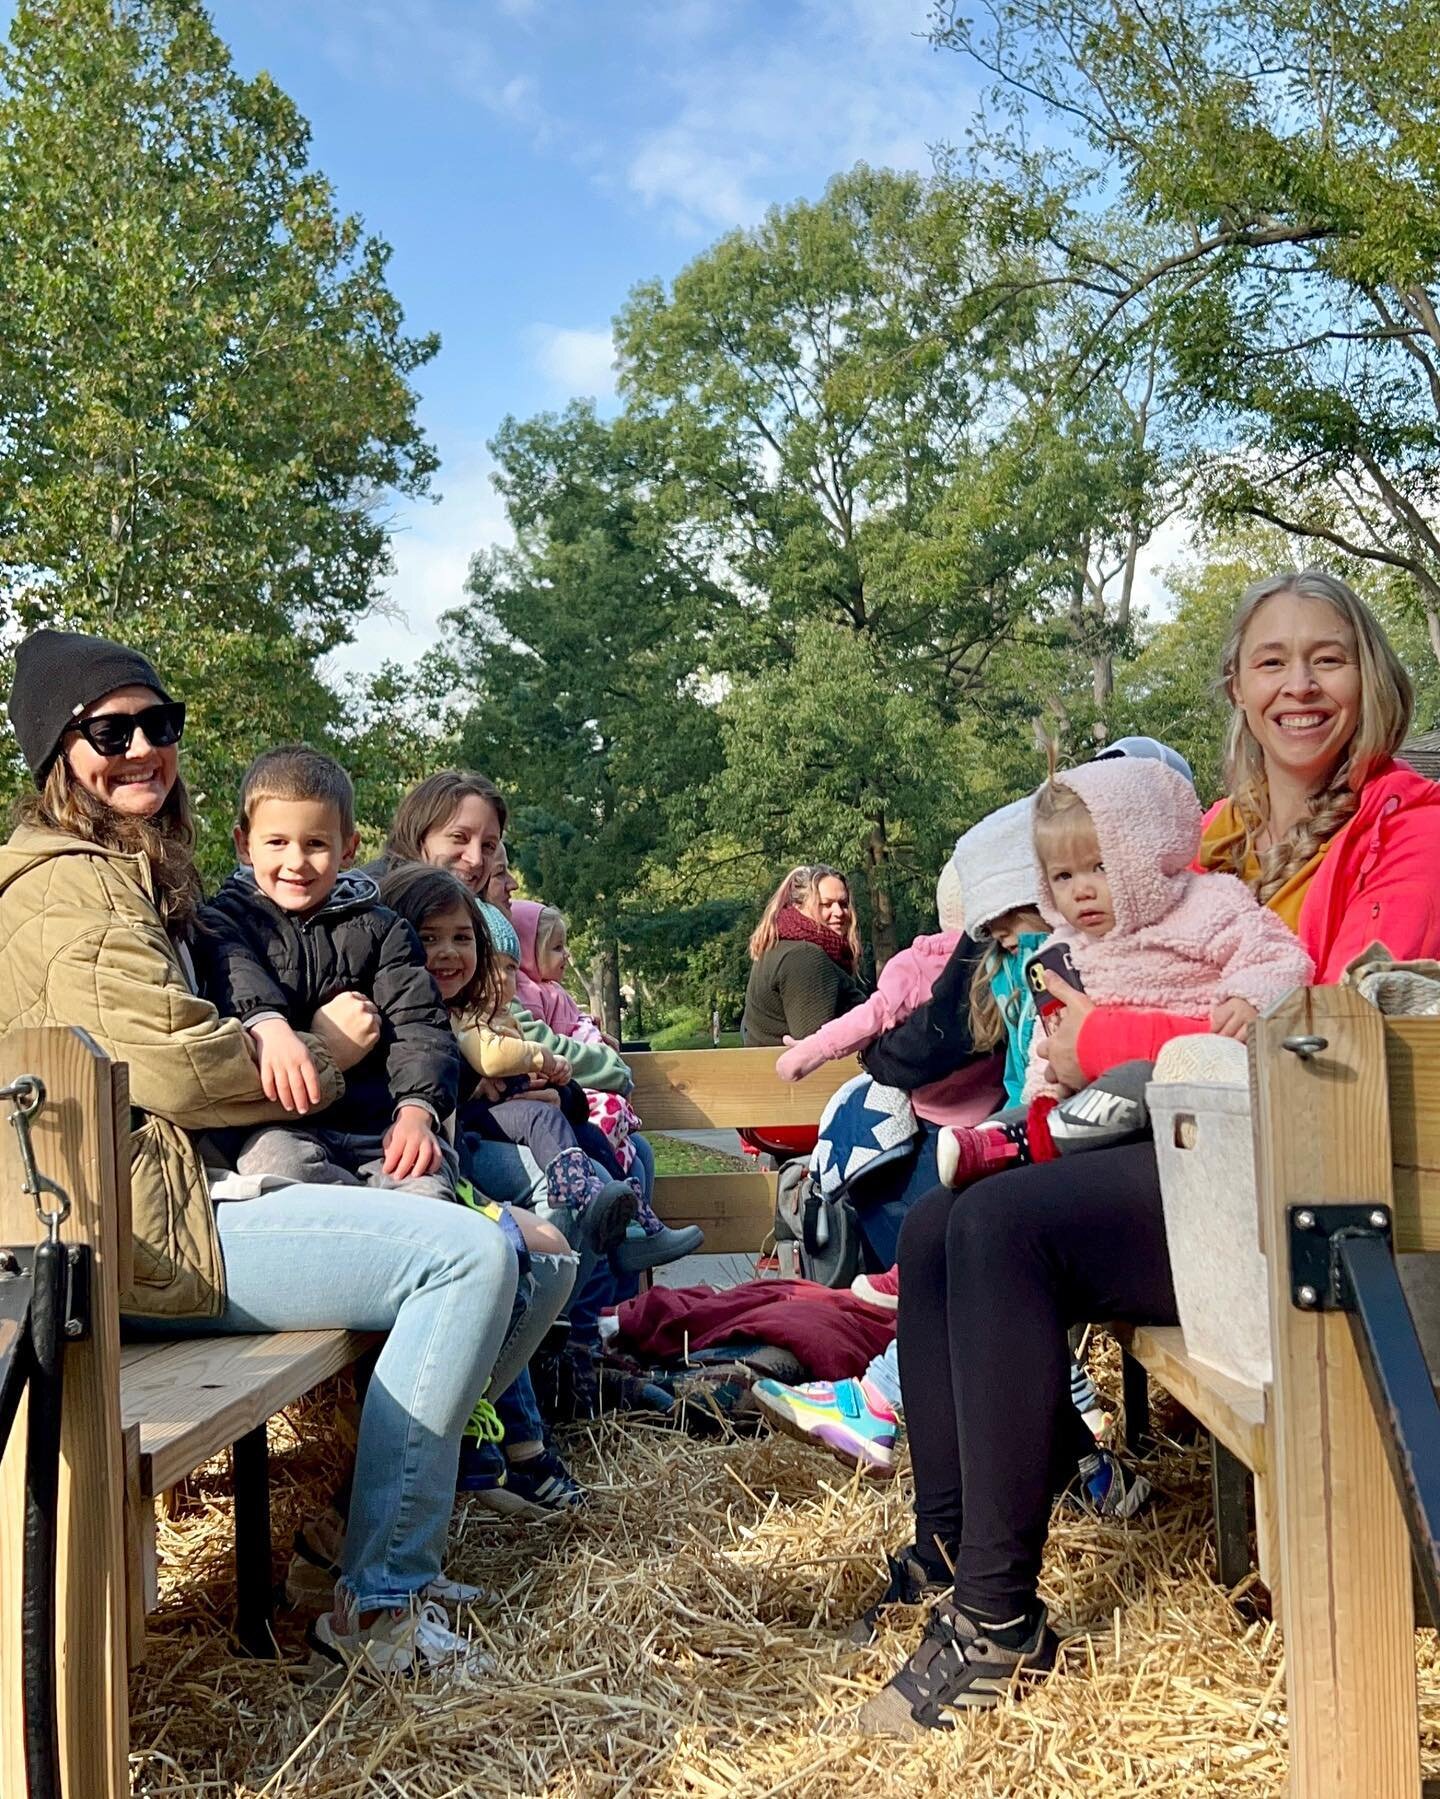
[236, 1124, 460, 1202]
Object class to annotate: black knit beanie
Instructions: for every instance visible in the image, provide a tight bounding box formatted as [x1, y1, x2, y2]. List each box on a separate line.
[8, 629, 173, 785]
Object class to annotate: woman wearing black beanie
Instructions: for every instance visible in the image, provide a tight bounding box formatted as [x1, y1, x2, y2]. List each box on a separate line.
[0, 629, 519, 1678]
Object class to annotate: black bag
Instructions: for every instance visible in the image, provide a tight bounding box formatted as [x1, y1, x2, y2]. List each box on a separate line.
[774, 1157, 862, 1289]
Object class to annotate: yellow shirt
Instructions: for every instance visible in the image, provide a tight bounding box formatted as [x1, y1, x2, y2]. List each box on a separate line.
[1197, 800, 1329, 935]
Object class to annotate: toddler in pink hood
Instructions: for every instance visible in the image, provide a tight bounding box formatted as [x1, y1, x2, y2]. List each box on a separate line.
[935, 755, 1312, 1190]
[1020, 756, 1313, 1101]
[512, 898, 642, 1172]
[775, 860, 1004, 1130]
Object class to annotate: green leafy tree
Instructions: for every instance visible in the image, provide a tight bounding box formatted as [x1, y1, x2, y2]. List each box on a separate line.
[0, 0, 438, 869]
[934, 0, 1440, 659]
[615, 164, 1162, 959]
[443, 404, 725, 1032]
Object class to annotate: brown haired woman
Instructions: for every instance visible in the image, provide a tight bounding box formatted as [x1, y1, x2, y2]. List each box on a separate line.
[858, 569, 1440, 1733]
[380, 769, 507, 896]
[741, 863, 868, 1047]
[0, 631, 522, 1678]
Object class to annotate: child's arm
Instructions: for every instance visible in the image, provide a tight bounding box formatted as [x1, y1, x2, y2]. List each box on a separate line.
[1201, 878, 1315, 1016]
[513, 1005, 630, 1092]
[776, 988, 891, 1081]
[194, 905, 322, 1113]
[458, 1018, 550, 1080]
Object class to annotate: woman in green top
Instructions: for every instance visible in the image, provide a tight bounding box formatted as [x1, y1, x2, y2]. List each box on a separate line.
[741, 864, 869, 1047]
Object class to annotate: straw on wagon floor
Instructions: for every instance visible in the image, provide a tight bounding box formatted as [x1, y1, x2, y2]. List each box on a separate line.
[127, 1376, 1440, 1798]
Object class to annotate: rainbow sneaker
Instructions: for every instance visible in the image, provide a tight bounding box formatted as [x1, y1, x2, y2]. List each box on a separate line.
[752, 1375, 898, 1474]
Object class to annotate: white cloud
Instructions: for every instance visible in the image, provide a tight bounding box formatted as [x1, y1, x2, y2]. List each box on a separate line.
[306, 0, 550, 135]
[526, 324, 617, 397]
[327, 443, 511, 681]
[623, 0, 972, 231]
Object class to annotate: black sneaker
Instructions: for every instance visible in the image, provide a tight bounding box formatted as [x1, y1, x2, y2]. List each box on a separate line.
[848, 1545, 950, 1645]
[856, 1598, 1059, 1736]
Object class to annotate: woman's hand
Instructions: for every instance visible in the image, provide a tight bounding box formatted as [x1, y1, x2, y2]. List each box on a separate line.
[1210, 996, 1258, 1040]
[311, 990, 382, 1072]
[776, 1036, 822, 1083]
[1039, 973, 1096, 1091]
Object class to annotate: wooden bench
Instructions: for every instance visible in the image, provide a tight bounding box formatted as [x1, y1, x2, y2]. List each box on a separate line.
[121, 1326, 378, 1658]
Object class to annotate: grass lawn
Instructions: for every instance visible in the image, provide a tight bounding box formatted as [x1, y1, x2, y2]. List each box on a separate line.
[648, 1130, 750, 1175]
[645, 1026, 745, 1051]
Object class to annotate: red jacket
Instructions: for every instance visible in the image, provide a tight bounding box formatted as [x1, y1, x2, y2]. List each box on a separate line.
[1076, 759, 1440, 1079]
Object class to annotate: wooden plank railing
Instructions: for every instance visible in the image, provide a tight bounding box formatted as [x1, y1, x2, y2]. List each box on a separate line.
[627, 1049, 860, 1251]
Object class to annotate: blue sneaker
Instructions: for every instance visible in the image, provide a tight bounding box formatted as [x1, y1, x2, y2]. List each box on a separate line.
[501, 1447, 587, 1514]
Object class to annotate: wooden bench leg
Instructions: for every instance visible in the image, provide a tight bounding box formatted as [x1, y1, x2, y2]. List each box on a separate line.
[232, 1425, 276, 1658]
[1121, 1348, 1150, 1454]
[1210, 1434, 1252, 1589]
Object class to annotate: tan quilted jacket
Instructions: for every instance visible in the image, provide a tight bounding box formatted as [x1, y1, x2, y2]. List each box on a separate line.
[0, 824, 344, 1319]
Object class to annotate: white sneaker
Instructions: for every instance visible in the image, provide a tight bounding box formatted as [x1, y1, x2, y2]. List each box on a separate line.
[422, 1572, 499, 1609]
[310, 1596, 495, 1679]
[286, 1520, 494, 1613]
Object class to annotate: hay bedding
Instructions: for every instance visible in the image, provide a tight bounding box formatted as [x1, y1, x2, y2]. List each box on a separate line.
[129, 1377, 1440, 1798]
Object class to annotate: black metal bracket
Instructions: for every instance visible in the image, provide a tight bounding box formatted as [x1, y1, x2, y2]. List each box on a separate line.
[1288, 1203, 1392, 1311]
[1286, 1203, 1440, 1631]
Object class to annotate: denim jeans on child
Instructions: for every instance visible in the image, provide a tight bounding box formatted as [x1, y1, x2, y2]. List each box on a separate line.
[134, 1183, 518, 1612]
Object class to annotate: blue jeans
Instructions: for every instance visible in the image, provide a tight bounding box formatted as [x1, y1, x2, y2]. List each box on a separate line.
[165, 1186, 518, 1611]
[490, 1249, 577, 1396]
[491, 1250, 577, 1450]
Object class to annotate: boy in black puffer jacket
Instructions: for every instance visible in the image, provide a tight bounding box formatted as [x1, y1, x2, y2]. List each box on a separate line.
[195, 746, 460, 1198]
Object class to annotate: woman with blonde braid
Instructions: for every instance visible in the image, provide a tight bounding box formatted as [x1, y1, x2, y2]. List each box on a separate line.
[857, 569, 1440, 1735]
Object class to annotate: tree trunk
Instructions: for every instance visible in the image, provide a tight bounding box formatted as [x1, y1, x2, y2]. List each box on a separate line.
[1092, 650, 1114, 708]
[863, 821, 899, 973]
[1426, 601, 1440, 670]
[595, 934, 623, 1038]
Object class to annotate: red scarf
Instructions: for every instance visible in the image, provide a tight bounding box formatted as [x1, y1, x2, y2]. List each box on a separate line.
[776, 905, 856, 973]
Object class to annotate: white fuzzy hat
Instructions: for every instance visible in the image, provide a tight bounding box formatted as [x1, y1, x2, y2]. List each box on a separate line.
[952, 796, 1041, 939]
[935, 859, 965, 933]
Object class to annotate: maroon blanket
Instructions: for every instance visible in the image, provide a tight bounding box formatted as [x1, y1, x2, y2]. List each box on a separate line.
[613, 1279, 895, 1382]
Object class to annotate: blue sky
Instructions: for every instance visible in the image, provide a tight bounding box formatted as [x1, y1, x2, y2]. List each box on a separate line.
[191, 0, 994, 677]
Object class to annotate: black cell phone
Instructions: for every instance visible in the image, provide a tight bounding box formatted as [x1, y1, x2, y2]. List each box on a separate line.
[1024, 942, 1084, 1031]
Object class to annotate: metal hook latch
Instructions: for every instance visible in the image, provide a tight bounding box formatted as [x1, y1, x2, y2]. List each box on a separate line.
[0, 1076, 70, 1242]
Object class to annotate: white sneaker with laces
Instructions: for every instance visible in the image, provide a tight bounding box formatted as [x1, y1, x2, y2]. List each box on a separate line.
[310, 1595, 495, 1679]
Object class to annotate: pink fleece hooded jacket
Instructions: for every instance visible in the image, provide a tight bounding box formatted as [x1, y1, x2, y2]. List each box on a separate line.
[1024, 758, 1313, 1100]
[511, 900, 602, 1043]
[1075, 757, 1440, 1080]
[777, 930, 1005, 1127]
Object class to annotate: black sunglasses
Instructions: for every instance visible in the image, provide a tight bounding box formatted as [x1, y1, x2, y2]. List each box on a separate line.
[67, 701, 186, 758]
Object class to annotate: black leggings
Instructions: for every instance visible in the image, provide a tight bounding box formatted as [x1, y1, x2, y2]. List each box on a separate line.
[896, 1142, 1178, 1618]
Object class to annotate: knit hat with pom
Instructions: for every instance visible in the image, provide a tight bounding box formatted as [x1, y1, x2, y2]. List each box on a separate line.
[952, 796, 1041, 939]
[934, 858, 965, 933]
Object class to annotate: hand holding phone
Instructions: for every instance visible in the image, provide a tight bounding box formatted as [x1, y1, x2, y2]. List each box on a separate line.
[1024, 942, 1085, 1035]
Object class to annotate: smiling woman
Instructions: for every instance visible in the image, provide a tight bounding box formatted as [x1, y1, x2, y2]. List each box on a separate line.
[848, 568, 1440, 1736]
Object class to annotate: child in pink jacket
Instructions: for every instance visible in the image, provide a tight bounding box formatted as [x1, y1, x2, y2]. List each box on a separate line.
[775, 860, 1005, 1129]
[512, 898, 641, 1172]
[937, 754, 1313, 1186]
